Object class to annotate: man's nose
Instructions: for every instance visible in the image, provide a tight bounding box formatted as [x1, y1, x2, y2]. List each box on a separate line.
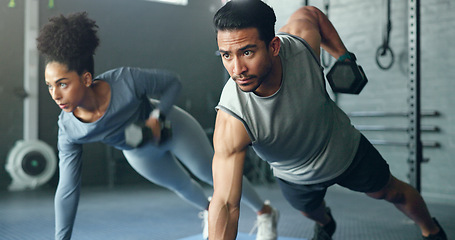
[232, 58, 247, 76]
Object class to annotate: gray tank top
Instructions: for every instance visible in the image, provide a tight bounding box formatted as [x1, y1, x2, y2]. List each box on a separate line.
[216, 34, 361, 184]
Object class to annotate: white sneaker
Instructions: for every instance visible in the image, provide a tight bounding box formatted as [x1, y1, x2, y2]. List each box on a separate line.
[199, 210, 209, 240]
[250, 200, 279, 240]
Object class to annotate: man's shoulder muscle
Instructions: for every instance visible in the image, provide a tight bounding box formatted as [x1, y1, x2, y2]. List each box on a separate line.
[213, 110, 250, 154]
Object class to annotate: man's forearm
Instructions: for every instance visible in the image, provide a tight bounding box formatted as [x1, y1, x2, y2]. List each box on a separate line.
[208, 199, 240, 240]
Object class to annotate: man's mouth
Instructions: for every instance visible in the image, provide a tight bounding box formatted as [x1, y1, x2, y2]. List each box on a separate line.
[234, 75, 255, 85]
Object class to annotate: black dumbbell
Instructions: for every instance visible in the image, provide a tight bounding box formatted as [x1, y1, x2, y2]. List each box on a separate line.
[326, 52, 368, 94]
[125, 115, 172, 148]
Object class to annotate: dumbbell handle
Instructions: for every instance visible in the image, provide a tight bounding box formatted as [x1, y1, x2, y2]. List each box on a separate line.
[125, 110, 172, 148]
[146, 109, 170, 144]
[340, 52, 367, 84]
[338, 51, 357, 62]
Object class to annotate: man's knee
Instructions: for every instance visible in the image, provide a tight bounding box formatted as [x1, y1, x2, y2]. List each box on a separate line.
[366, 176, 407, 204]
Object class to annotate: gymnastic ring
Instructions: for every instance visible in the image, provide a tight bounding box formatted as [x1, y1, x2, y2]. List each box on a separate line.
[376, 45, 394, 70]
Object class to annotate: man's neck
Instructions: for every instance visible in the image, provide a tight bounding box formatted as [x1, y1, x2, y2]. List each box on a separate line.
[254, 56, 283, 97]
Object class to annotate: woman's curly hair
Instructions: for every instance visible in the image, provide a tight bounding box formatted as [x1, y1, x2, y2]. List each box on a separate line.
[37, 12, 99, 75]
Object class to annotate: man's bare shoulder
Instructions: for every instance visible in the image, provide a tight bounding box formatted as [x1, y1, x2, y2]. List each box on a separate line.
[213, 110, 251, 153]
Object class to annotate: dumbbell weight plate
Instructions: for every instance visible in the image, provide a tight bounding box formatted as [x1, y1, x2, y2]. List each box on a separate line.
[125, 122, 147, 148]
[326, 61, 368, 94]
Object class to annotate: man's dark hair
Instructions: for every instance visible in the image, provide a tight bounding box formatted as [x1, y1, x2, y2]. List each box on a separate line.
[37, 12, 99, 76]
[213, 0, 276, 45]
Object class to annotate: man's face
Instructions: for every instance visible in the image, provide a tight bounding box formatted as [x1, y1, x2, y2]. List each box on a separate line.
[217, 28, 274, 94]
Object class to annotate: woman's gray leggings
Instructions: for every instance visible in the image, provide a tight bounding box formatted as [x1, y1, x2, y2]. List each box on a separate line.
[123, 105, 264, 212]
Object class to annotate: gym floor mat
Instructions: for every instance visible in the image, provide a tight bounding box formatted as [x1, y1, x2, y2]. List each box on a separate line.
[178, 232, 307, 240]
[1, 183, 454, 239]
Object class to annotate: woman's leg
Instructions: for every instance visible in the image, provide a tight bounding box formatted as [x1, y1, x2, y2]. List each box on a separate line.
[123, 144, 209, 210]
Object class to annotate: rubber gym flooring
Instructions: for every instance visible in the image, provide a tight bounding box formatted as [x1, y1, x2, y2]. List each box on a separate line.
[1, 183, 454, 240]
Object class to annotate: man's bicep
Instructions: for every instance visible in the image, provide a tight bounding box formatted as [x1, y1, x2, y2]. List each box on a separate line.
[213, 110, 251, 152]
[212, 110, 250, 201]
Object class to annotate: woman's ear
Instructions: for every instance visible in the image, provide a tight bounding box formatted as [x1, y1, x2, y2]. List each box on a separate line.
[82, 71, 93, 87]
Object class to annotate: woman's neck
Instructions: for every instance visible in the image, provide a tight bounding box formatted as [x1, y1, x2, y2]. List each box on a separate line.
[74, 80, 111, 123]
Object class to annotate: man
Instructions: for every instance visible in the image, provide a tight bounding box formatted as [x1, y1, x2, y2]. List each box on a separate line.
[208, 1, 447, 240]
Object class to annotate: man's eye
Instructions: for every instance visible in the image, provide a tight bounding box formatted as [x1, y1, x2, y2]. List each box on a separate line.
[223, 53, 230, 59]
[60, 83, 67, 88]
[244, 50, 252, 56]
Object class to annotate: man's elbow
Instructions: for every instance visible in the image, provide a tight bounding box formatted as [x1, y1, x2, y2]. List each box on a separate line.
[289, 5, 322, 24]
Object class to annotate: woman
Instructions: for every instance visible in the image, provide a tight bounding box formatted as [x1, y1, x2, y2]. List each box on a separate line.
[36, 12, 278, 240]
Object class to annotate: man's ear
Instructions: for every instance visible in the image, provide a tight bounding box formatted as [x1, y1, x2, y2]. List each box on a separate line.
[269, 36, 281, 56]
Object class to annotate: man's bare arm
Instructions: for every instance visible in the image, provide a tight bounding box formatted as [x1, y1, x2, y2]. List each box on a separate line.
[208, 110, 251, 240]
[279, 6, 348, 59]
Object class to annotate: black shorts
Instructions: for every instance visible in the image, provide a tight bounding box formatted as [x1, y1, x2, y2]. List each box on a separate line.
[276, 134, 391, 212]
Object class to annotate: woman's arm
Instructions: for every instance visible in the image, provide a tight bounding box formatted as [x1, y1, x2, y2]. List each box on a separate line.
[131, 68, 182, 116]
[54, 128, 83, 240]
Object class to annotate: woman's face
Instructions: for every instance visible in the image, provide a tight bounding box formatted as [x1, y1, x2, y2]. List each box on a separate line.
[44, 62, 91, 113]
